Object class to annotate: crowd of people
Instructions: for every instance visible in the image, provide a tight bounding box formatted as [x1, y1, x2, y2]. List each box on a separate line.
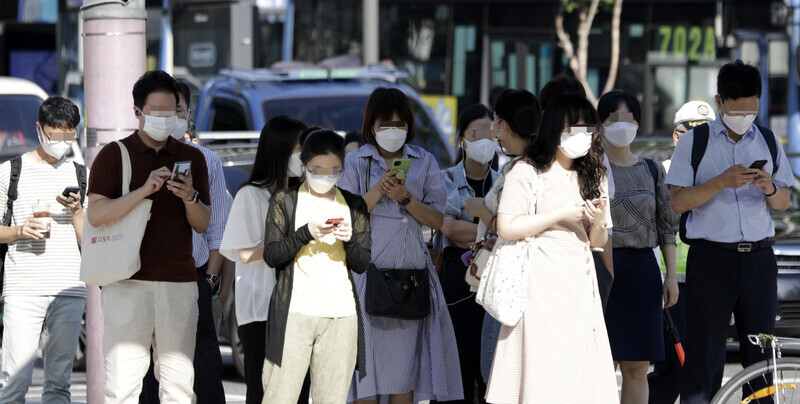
[0, 59, 789, 404]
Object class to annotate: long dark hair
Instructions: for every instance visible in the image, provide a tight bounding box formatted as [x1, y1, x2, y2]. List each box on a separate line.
[527, 93, 606, 200]
[246, 115, 307, 193]
[493, 89, 541, 137]
[453, 104, 493, 166]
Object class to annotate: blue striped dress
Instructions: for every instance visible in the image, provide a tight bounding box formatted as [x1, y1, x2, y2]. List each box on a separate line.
[339, 143, 464, 403]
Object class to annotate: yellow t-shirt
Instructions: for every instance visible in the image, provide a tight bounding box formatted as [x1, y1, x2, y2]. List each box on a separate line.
[289, 185, 356, 317]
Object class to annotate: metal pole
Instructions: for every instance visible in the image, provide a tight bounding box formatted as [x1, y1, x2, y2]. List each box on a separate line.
[363, 0, 379, 65]
[159, 0, 173, 74]
[788, 0, 800, 175]
[282, 0, 295, 61]
[81, 1, 146, 402]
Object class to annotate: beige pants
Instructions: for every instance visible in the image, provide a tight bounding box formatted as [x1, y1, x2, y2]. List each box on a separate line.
[262, 313, 358, 404]
[102, 279, 199, 404]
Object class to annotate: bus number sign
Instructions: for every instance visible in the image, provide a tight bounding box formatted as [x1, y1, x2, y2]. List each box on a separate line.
[652, 25, 716, 62]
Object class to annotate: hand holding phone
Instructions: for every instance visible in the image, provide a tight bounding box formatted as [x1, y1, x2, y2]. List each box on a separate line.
[749, 160, 768, 170]
[61, 186, 81, 203]
[325, 218, 344, 227]
[171, 161, 192, 183]
[391, 158, 412, 181]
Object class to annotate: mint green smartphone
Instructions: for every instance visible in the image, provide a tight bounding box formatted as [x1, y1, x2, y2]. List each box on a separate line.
[391, 158, 412, 180]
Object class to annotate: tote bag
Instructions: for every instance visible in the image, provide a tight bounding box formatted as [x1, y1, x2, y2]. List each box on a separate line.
[475, 166, 541, 327]
[80, 141, 152, 286]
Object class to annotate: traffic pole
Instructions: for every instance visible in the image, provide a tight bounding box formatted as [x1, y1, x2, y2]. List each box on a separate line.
[81, 1, 146, 402]
[788, 0, 800, 175]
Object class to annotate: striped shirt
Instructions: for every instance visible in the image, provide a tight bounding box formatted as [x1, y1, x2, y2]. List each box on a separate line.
[187, 141, 227, 268]
[0, 154, 87, 297]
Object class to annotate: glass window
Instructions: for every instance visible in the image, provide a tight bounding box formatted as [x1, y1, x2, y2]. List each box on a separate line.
[0, 95, 43, 158]
[293, 0, 362, 62]
[211, 98, 249, 132]
[653, 66, 687, 134]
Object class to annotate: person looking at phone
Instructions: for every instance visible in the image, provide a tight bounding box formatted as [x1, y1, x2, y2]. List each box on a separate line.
[338, 87, 463, 403]
[598, 90, 679, 404]
[87, 70, 211, 403]
[260, 129, 370, 402]
[0, 96, 86, 402]
[666, 60, 793, 403]
[220, 115, 307, 404]
[486, 93, 616, 403]
[139, 81, 228, 404]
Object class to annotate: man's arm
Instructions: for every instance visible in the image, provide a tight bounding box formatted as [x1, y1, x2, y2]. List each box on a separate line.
[670, 164, 757, 214]
[204, 154, 229, 276]
[87, 167, 172, 227]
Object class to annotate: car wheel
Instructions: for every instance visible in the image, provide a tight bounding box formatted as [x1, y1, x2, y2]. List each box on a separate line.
[73, 314, 87, 371]
[229, 303, 246, 379]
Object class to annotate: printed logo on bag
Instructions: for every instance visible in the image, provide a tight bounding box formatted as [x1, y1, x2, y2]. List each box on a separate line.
[90, 233, 125, 244]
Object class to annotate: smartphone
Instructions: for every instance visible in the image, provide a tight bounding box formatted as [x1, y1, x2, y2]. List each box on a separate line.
[391, 158, 412, 180]
[62, 186, 81, 203]
[590, 196, 608, 207]
[749, 160, 768, 170]
[171, 161, 192, 183]
[325, 218, 344, 226]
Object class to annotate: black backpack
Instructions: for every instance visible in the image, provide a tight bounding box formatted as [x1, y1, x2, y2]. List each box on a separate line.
[0, 157, 87, 287]
[677, 123, 779, 244]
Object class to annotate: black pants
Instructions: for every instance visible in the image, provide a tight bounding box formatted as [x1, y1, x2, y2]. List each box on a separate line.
[593, 251, 613, 312]
[140, 266, 226, 404]
[439, 247, 486, 404]
[679, 242, 777, 404]
[238, 321, 311, 404]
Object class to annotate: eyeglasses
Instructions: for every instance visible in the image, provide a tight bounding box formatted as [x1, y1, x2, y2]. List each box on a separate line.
[42, 129, 76, 142]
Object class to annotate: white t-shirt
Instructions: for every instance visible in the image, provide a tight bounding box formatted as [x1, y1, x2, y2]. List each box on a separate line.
[220, 185, 276, 326]
[0, 154, 87, 298]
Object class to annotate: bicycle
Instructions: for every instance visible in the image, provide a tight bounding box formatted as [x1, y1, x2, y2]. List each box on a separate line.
[712, 334, 800, 404]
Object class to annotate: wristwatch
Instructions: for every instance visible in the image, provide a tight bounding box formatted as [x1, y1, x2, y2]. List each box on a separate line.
[205, 273, 220, 293]
[185, 190, 200, 204]
[399, 192, 412, 206]
[765, 182, 779, 198]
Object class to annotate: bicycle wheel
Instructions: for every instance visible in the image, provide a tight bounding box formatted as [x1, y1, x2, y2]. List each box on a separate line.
[712, 357, 800, 404]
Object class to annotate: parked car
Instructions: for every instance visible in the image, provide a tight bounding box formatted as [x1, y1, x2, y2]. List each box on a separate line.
[631, 137, 800, 338]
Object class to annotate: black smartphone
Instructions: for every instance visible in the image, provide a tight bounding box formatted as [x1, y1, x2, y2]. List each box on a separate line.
[62, 186, 81, 203]
[749, 160, 768, 170]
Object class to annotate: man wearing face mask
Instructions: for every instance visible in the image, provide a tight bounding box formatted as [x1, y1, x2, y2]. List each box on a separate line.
[139, 81, 227, 404]
[667, 60, 794, 404]
[87, 70, 211, 403]
[0, 96, 87, 402]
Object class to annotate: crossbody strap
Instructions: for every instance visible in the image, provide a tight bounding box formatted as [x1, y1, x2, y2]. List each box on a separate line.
[3, 157, 22, 227]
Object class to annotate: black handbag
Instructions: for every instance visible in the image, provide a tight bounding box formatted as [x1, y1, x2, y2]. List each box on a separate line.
[365, 264, 430, 319]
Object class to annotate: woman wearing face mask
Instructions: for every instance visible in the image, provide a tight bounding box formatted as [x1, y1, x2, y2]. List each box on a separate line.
[219, 115, 307, 404]
[338, 87, 462, 404]
[260, 129, 371, 402]
[486, 93, 616, 403]
[463, 89, 541, 386]
[433, 104, 498, 403]
[598, 90, 679, 404]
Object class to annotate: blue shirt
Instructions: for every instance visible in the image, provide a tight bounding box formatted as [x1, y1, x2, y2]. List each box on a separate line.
[435, 160, 499, 250]
[665, 118, 794, 243]
[188, 141, 228, 267]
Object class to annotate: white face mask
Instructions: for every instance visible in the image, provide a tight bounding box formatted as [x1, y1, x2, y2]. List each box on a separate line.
[140, 113, 178, 142]
[558, 131, 593, 159]
[38, 130, 73, 160]
[721, 112, 756, 135]
[306, 172, 340, 194]
[604, 122, 638, 147]
[375, 128, 407, 153]
[463, 138, 497, 165]
[172, 118, 189, 140]
[287, 152, 303, 178]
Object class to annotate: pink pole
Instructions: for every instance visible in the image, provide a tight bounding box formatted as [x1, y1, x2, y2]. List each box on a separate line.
[81, 2, 146, 402]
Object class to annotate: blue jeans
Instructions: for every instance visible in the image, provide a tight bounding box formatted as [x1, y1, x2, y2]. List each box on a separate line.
[0, 295, 85, 404]
[480, 312, 502, 383]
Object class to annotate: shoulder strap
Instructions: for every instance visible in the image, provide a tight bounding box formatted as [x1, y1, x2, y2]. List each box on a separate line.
[365, 157, 371, 191]
[73, 162, 87, 205]
[115, 141, 133, 195]
[756, 125, 779, 175]
[3, 157, 22, 227]
[690, 123, 710, 186]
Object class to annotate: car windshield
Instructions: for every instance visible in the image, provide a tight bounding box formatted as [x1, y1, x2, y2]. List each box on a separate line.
[262, 95, 452, 167]
[0, 95, 42, 159]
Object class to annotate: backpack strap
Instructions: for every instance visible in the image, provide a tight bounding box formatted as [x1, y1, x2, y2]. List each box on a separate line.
[3, 157, 22, 227]
[755, 124, 779, 176]
[690, 123, 710, 186]
[73, 162, 87, 205]
[644, 158, 659, 191]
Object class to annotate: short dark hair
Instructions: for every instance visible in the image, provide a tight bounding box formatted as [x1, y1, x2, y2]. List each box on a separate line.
[361, 87, 416, 146]
[299, 125, 323, 146]
[489, 86, 507, 111]
[247, 115, 307, 192]
[493, 89, 541, 137]
[717, 60, 762, 101]
[539, 74, 586, 110]
[457, 104, 493, 139]
[38, 96, 80, 130]
[176, 81, 191, 107]
[132, 70, 179, 109]
[344, 130, 364, 147]
[597, 90, 642, 124]
[300, 129, 346, 166]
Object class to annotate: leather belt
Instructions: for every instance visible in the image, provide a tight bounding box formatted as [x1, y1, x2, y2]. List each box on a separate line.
[697, 239, 775, 253]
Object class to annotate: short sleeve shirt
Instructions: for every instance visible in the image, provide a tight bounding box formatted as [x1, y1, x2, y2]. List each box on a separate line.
[87, 132, 211, 282]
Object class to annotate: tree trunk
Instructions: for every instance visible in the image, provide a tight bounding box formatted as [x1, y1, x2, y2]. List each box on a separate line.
[602, 0, 624, 95]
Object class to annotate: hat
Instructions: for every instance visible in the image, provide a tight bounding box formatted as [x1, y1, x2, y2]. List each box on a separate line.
[674, 101, 716, 127]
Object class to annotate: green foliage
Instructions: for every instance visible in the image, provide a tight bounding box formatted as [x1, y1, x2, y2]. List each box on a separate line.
[562, 0, 615, 13]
